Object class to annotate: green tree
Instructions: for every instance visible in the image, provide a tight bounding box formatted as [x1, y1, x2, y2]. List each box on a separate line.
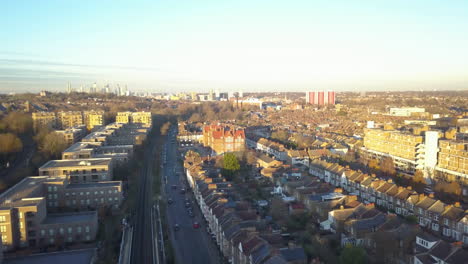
[222, 153, 240, 180]
[339, 245, 367, 264]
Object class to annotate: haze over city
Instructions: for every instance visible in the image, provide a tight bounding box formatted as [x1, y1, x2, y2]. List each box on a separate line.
[2, 0, 468, 93]
[0, 2, 468, 264]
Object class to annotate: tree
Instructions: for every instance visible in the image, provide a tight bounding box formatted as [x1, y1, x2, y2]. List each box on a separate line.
[339, 245, 367, 264]
[39, 132, 68, 159]
[412, 170, 426, 183]
[381, 157, 396, 175]
[222, 153, 240, 180]
[271, 130, 290, 143]
[270, 197, 288, 224]
[368, 158, 380, 170]
[2, 112, 32, 134]
[160, 122, 171, 135]
[0, 133, 23, 154]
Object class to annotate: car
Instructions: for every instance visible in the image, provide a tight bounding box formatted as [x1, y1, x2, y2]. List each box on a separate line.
[167, 198, 173, 204]
[193, 222, 200, 229]
[184, 198, 190, 203]
[188, 211, 194, 217]
[174, 224, 180, 231]
[171, 185, 177, 189]
[185, 202, 191, 208]
[180, 188, 186, 194]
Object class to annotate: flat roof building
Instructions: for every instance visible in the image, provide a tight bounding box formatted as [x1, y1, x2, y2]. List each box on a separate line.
[39, 158, 114, 183]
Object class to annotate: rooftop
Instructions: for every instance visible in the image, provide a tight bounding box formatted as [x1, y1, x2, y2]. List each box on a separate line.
[40, 158, 112, 169]
[66, 181, 121, 189]
[42, 211, 97, 225]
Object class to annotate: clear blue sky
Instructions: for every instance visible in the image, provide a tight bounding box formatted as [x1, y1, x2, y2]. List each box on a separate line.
[1, 0, 468, 93]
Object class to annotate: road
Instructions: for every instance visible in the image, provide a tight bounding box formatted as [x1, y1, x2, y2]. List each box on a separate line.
[130, 134, 157, 264]
[162, 127, 222, 264]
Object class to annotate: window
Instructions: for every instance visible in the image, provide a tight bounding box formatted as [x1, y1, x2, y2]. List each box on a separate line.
[114, 197, 119, 201]
[19, 212, 23, 219]
[67, 237, 72, 242]
[68, 227, 72, 234]
[0, 216, 6, 222]
[86, 235, 91, 241]
[444, 219, 449, 226]
[49, 238, 54, 244]
[0, 226, 6, 232]
[80, 192, 84, 196]
[86, 192, 90, 195]
[114, 190, 118, 194]
[20, 222, 23, 229]
[94, 191, 98, 195]
[54, 194, 58, 199]
[59, 228, 64, 235]
[48, 186, 52, 192]
[77, 227, 82, 233]
[2, 235, 7, 242]
[49, 229, 54, 236]
[54, 186, 58, 191]
[85, 226, 90, 233]
[100, 191, 104, 194]
[65, 192, 69, 196]
[40, 229, 45, 236]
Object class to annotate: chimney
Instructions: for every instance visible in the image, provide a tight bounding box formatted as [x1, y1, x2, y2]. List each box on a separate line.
[366, 203, 375, 209]
[454, 202, 461, 208]
[429, 193, 435, 198]
[339, 205, 344, 210]
[387, 179, 393, 183]
[419, 194, 425, 200]
[407, 186, 412, 190]
[334, 188, 343, 193]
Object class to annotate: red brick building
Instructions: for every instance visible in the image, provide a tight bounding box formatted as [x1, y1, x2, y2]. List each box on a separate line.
[202, 124, 245, 154]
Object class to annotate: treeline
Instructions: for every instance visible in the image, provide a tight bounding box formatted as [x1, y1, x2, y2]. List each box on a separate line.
[0, 112, 32, 165]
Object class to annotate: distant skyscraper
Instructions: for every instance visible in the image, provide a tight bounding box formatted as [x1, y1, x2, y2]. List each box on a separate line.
[215, 89, 220, 99]
[67, 82, 72, 93]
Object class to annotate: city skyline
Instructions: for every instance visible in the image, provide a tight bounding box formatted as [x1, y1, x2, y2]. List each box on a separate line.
[2, 0, 468, 93]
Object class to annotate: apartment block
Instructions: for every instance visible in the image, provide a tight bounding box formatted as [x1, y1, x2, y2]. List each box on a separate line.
[62, 142, 133, 164]
[116, 111, 152, 125]
[362, 128, 426, 172]
[32, 112, 57, 131]
[39, 158, 114, 183]
[0, 177, 99, 251]
[55, 125, 87, 145]
[44, 180, 123, 210]
[389, 107, 425, 117]
[437, 140, 468, 175]
[83, 111, 104, 131]
[202, 124, 245, 154]
[57, 111, 83, 129]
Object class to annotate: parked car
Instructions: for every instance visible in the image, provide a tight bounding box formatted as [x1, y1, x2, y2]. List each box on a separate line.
[167, 198, 173, 204]
[174, 224, 180, 231]
[193, 222, 200, 229]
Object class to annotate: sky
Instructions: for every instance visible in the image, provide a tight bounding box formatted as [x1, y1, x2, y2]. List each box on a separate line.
[1, 0, 468, 93]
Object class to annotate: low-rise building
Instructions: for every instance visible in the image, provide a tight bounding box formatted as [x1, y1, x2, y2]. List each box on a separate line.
[55, 125, 87, 145]
[39, 158, 114, 183]
[0, 177, 99, 251]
